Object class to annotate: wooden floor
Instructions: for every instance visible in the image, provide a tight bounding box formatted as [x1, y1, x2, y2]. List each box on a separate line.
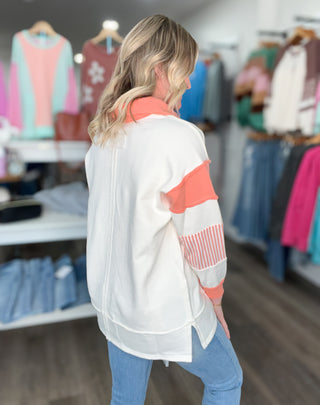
[0, 239, 319, 405]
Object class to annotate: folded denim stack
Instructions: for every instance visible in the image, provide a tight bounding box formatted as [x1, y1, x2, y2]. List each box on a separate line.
[71, 255, 91, 307]
[0, 254, 90, 324]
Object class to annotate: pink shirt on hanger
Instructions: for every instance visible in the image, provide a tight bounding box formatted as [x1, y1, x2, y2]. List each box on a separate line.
[281, 146, 320, 251]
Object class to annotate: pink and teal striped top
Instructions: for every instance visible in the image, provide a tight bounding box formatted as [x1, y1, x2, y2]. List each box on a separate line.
[8, 30, 78, 139]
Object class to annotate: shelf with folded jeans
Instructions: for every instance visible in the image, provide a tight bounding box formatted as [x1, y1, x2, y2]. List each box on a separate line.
[0, 254, 95, 330]
[7, 140, 90, 163]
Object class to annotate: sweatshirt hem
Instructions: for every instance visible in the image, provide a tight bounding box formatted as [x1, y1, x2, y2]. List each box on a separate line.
[93, 297, 217, 362]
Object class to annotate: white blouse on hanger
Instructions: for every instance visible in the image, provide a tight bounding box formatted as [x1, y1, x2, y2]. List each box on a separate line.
[264, 45, 307, 134]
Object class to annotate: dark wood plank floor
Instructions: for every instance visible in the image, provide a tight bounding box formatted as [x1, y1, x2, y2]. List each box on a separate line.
[0, 238, 319, 405]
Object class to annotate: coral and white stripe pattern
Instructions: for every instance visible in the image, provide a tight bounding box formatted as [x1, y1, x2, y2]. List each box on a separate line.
[165, 160, 227, 299]
[179, 224, 226, 270]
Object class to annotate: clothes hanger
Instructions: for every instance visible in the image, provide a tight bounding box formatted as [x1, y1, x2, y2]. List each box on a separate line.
[90, 28, 123, 45]
[28, 20, 57, 36]
[306, 133, 320, 145]
[259, 40, 280, 48]
[248, 132, 283, 141]
[287, 26, 317, 45]
[284, 133, 312, 145]
[203, 52, 221, 66]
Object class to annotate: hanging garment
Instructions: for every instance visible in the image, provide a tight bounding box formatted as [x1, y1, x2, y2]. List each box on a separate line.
[232, 139, 287, 243]
[308, 188, 320, 264]
[0, 63, 7, 117]
[267, 143, 313, 281]
[8, 30, 78, 139]
[180, 60, 207, 122]
[313, 81, 320, 134]
[203, 59, 225, 125]
[300, 39, 320, 135]
[269, 144, 314, 240]
[81, 41, 119, 118]
[264, 45, 307, 134]
[281, 146, 320, 251]
[265, 39, 320, 135]
[234, 46, 279, 131]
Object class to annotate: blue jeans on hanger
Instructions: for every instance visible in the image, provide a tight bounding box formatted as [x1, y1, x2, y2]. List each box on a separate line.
[107, 322, 243, 405]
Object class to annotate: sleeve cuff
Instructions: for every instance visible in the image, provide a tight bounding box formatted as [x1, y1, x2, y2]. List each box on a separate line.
[203, 279, 225, 299]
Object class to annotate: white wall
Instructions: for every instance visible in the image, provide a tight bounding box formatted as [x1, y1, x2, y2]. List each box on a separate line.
[278, 0, 320, 30]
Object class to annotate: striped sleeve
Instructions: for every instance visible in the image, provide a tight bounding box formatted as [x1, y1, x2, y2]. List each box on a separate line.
[165, 158, 227, 300]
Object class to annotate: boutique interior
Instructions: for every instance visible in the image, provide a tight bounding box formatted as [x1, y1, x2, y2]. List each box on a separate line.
[0, 0, 319, 404]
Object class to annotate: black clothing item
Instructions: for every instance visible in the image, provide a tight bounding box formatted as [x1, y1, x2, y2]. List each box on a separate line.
[269, 144, 315, 239]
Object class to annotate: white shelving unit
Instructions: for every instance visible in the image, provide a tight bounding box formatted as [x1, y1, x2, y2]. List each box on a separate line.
[0, 303, 96, 331]
[0, 140, 95, 331]
[8, 140, 90, 162]
[0, 209, 87, 246]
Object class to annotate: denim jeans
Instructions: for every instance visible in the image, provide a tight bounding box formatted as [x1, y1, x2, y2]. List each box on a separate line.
[32, 256, 54, 314]
[11, 259, 41, 321]
[233, 139, 288, 243]
[69, 254, 91, 307]
[107, 322, 243, 405]
[0, 260, 23, 323]
[54, 255, 77, 309]
[11, 257, 55, 321]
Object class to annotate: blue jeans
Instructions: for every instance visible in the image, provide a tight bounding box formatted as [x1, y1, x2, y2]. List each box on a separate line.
[107, 322, 243, 405]
[233, 139, 288, 243]
[0, 260, 23, 323]
[54, 255, 77, 309]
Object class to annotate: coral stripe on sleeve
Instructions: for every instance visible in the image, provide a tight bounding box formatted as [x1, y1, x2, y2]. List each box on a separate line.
[165, 160, 218, 214]
[203, 279, 225, 299]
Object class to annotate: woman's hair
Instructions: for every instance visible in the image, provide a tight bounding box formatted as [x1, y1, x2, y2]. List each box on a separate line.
[89, 15, 198, 145]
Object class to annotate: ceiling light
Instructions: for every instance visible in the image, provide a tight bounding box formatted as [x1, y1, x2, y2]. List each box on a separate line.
[74, 53, 84, 64]
[103, 20, 119, 31]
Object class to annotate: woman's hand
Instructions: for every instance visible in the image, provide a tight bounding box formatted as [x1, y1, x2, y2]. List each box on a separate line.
[211, 298, 230, 339]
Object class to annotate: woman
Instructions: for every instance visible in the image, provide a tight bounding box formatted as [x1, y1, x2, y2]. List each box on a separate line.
[85, 15, 243, 405]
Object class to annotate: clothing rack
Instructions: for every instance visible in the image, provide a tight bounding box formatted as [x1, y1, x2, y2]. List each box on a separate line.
[257, 30, 287, 39]
[247, 132, 283, 142]
[295, 16, 320, 24]
[208, 41, 238, 51]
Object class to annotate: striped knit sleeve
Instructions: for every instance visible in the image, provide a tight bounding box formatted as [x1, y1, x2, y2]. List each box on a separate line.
[163, 130, 227, 300]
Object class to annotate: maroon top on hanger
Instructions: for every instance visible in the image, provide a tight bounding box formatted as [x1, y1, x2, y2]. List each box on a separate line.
[81, 40, 119, 118]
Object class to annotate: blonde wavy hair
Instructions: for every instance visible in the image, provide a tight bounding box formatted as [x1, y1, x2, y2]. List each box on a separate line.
[89, 15, 198, 145]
